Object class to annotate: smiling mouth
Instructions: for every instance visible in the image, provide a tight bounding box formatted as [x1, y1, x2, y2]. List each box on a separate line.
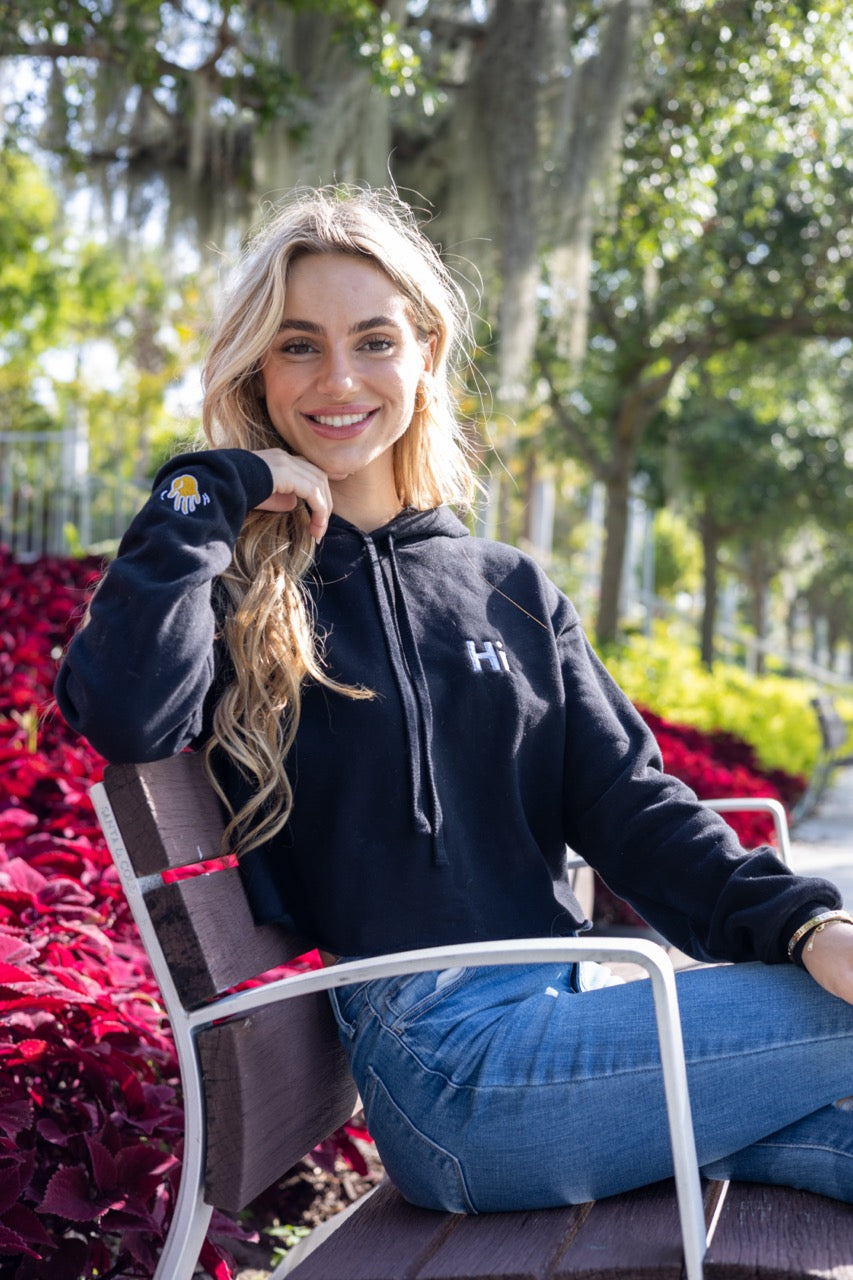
[309, 411, 376, 428]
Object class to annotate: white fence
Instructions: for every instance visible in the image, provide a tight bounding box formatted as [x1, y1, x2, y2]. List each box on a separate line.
[0, 431, 146, 560]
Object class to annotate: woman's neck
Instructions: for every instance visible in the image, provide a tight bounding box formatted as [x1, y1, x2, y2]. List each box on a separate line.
[329, 477, 403, 532]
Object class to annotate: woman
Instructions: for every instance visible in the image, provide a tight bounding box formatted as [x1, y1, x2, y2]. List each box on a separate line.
[56, 186, 853, 1214]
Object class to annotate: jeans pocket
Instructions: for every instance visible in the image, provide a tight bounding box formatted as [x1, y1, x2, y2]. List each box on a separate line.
[387, 966, 471, 1032]
[362, 1066, 476, 1214]
[328, 981, 372, 1040]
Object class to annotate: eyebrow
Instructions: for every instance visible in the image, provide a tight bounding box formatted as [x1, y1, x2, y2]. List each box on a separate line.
[277, 315, 400, 335]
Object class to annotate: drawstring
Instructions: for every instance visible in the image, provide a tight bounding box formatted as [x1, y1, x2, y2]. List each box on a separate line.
[386, 535, 448, 867]
[363, 534, 448, 866]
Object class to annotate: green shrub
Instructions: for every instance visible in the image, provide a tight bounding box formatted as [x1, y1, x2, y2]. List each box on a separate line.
[604, 627, 837, 780]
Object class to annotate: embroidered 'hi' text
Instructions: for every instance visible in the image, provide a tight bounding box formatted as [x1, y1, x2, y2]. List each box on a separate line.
[466, 640, 511, 673]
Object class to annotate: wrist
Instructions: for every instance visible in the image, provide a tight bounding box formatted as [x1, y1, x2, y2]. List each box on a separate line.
[787, 909, 853, 964]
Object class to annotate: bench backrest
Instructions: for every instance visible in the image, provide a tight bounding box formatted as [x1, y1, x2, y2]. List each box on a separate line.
[98, 753, 358, 1211]
[812, 694, 850, 754]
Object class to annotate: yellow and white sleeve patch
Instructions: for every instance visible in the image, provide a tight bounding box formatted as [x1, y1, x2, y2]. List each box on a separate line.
[160, 474, 211, 515]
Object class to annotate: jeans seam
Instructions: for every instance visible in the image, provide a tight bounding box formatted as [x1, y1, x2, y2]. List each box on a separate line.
[387, 970, 471, 1031]
[749, 1138, 853, 1158]
[365, 1066, 477, 1213]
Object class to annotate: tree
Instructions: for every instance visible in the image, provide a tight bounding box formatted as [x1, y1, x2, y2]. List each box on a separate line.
[800, 538, 853, 671]
[643, 331, 852, 670]
[0, 150, 68, 432]
[539, 0, 852, 645]
[656, 395, 837, 669]
[5, 0, 851, 630]
[1, 1, 647, 450]
[0, 149, 202, 478]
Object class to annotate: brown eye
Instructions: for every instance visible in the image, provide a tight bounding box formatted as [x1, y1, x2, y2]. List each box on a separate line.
[281, 339, 317, 355]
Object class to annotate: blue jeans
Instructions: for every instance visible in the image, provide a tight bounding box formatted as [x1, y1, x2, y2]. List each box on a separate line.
[329, 959, 853, 1212]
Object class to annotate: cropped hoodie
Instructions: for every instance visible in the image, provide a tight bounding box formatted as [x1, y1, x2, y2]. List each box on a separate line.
[55, 449, 839, 960]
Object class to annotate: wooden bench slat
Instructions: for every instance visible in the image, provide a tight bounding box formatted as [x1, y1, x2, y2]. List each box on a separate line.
[288, 1179, 460, 1279]
[106, 755, 227, 873]
[552, 1181, 687, 1280]
[704, 1183, 853, 1279]
[146, 868, 306, 1005]
[415, 1204, 586, 1280]
[198, 997, 358, 1211]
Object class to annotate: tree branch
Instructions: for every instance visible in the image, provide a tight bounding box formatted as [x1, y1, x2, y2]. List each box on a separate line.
[538, 358, 609, 476]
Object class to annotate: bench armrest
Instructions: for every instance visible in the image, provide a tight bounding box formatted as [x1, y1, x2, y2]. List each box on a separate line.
[189, 937, 707, 1280]
[702, 797, 791, 865]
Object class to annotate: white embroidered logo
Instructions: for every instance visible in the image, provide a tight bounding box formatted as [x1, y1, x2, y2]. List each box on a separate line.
[161, 474, 210, 515]
[465, 639, 511, 673]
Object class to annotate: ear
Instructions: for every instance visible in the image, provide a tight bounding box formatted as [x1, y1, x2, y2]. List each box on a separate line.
[423, 332, 437, 375]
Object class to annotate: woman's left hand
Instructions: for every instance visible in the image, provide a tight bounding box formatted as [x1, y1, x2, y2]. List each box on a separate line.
[801, 920, 853, 1004]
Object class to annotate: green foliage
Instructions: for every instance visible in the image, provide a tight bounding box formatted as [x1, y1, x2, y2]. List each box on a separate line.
[0, 149, 203, 481]
[327, 0, 425, 98]
[652, 508, 701, 600]
[605, 626, 829, 779]
[1, 0, 432, 181]
[0, 151, 62, 348]
[266, 1221, 311, 1266]
[536, 0, 852, 645]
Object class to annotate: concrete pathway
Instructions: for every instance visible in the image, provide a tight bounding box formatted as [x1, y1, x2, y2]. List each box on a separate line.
[789, 765, 853, 907]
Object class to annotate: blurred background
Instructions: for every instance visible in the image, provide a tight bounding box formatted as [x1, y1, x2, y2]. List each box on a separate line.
[1, 0, 851, 676]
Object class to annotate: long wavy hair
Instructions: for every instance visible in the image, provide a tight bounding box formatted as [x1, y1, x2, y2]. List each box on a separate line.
[201, 186, 478, 857]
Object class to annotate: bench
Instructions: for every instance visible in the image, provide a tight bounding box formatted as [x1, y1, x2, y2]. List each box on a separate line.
[91, 753, 853, 1280]
[792, 695, 853, 823]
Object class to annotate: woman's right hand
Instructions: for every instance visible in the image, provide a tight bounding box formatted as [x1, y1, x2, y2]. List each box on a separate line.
[252, 448, 334, 542]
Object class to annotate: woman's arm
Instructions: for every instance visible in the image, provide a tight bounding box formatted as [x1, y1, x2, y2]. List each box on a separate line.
[557, 619, 841, 967]
[55, 448, 275, 762]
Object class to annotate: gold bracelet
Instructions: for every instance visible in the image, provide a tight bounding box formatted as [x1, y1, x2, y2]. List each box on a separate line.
[806, 918, 853, 953]
[787, 910, 853, 961]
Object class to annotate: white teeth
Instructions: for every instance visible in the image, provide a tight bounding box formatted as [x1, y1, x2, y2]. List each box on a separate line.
[312, 412, 369, 427]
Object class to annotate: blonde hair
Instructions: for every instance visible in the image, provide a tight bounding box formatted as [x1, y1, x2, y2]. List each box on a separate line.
[201, 185, 477, 856]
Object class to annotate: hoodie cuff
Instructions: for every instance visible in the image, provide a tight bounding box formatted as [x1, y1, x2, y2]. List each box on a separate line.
[152, 448, 275, 515]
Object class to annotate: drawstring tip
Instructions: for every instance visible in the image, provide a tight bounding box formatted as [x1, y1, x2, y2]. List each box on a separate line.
[433, 831, 449, 867]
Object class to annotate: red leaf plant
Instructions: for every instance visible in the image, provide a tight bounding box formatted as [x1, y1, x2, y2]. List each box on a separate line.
[0, 547, 805, 1276]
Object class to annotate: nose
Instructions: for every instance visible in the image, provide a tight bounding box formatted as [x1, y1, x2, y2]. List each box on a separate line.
[316, 346, 356, 398]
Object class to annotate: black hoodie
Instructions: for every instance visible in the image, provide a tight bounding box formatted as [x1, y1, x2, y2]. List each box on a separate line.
[55, 449, 838, 959]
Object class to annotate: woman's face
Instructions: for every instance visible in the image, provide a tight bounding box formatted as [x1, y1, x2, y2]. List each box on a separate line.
[260, 253, 434, 505]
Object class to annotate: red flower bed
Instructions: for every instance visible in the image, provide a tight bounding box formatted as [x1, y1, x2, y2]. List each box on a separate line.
[0, 548, 806, 1276]
[639, 708, 805, 845]
[0, 550, 375, 1278]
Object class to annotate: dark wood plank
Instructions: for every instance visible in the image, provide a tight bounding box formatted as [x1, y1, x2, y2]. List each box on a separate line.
[288, 1179, 460, 1280]
[552, 1180, 687, 1280]
[104, 754, 228, 874]
[704, 1183, 853, 1279]
[198, 995, 358, 1211]
[146, 867, 305, 1004]
[415, 1204, 587, 1280]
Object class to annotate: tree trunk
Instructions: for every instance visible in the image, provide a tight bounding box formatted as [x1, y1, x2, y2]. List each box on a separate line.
[595, 382, 651, 650]
[699, 507, 721, 670]
[745, 544, 769, 676]
[596, 465, 631, 647]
